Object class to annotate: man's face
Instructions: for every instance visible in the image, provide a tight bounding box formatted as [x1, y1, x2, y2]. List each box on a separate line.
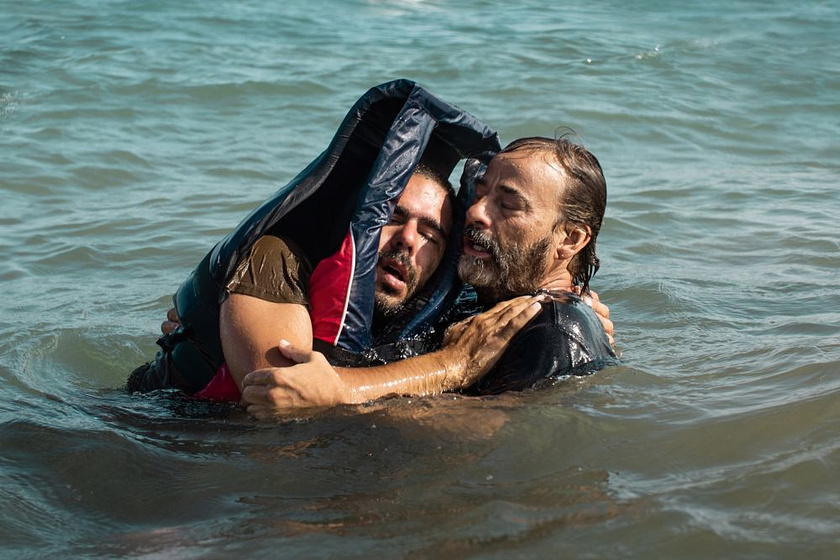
[374, 173, 453, 317]
[459, 151, 564, 298]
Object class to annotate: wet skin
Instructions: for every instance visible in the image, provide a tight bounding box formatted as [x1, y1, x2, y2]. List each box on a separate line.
[374, 174, 453, 314]
[459, 151, 578, 299]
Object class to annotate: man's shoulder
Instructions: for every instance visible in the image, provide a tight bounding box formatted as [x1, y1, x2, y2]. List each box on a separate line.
[250, 234, 312, 269]
[462, 291, 617, 395]
[524, 292, 603, 339]
[225, 233, 313, 306]
[521, 291, 618, 366]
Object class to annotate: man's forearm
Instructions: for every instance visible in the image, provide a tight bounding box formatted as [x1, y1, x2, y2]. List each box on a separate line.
[333, 295, 546, 403]
[334, 348, 465, 403]
[241, 346, 468, 412]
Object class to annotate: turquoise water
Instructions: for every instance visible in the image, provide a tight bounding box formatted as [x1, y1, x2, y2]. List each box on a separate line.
[2, 0, 839, 557]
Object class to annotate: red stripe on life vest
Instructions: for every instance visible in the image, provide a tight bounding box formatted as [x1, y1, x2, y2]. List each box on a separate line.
[193, 362, 241, 402]
[309, 229, 355, 346]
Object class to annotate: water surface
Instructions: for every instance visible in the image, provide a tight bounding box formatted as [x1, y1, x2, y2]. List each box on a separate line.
[2, 0, 839, 557]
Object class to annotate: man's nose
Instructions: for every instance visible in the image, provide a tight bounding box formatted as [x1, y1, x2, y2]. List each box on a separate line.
[392, 221, 417, 253]
[466, 196, 491, 229]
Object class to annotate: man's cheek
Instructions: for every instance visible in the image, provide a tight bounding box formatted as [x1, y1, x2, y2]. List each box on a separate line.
[378, 227, 395, 251]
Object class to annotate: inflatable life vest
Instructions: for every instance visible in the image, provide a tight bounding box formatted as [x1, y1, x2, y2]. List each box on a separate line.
[162, 79, 500, 400]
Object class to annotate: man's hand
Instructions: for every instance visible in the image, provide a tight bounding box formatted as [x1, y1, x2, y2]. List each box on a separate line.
[241, 340, 348, 418]
[161, 307, 180, 335]
[441, 294, 546, 387]
[574, 289, 614, 346]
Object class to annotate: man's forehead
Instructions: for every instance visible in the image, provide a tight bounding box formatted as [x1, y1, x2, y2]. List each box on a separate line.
[484, 151, 565, 196]
[490, 149, 562, 174]
[400, 175, 450, 203]
[396, 174, 453, 225]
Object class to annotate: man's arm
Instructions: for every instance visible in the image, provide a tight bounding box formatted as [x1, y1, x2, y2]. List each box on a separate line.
[241, 294, 546, 416]
[219, 293, 314, 393]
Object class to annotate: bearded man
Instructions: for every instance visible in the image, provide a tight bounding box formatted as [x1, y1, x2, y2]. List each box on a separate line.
[241, 136, 618, 413]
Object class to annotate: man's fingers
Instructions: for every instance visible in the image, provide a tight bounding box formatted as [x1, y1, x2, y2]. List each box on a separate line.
[579, 290, 614, 342]
[277, 339, 312, 364]
[476, 294, 542, 323]
[246, 404, 281, 420]
[476, 294, 545, 325]
[161, 308, 182, 335]
[584, 290, 614, 340]
[241, 384, 271, 404]
[465, 296, 544, 343]
[587, 290, 610, 319]
[243, 380, 298, 408]
[488, 294, 539, 313]
[242, 368, 279, 387]
[497, 300, 543, 337]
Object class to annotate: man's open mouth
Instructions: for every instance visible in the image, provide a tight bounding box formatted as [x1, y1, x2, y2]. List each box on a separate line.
[467, 239, 490, 253]
[463, 228, 494, 258]
[380, 259, 407, 284]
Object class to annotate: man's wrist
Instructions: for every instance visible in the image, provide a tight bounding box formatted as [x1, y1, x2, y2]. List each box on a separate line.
[437, 347, 466, 392]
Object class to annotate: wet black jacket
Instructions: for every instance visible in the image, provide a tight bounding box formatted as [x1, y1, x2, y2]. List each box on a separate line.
[463, 293, 619, 396]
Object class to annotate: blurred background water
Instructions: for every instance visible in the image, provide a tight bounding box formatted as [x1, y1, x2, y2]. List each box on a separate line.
[2, 0, 839, 557]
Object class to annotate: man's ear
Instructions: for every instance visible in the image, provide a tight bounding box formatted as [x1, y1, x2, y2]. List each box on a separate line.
[556, 224, 591, 260]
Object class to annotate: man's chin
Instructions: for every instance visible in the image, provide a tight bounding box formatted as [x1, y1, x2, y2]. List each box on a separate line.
[374, 293, 407, 319]
[458, 257, 498, 288]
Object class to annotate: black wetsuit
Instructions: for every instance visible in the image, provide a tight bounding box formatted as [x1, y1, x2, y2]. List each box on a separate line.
[461, 291, 619, 396]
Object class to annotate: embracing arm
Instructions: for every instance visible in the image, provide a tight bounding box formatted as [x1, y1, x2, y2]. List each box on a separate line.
[334, 350, 457, 403]
[241, 294, 546, 415]
[241, 342, 462, 412]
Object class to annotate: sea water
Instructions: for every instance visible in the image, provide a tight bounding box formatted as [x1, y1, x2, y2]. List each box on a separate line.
[2, 0, 839, 557]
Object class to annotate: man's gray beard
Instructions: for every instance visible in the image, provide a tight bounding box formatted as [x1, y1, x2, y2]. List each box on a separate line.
[458, 230, 552, 302]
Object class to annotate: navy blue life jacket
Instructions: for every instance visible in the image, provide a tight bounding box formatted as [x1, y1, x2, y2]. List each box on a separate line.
[162, 79, 500, 399]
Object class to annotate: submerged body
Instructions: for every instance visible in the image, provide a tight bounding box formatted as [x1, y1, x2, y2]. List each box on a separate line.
[316, 287, 618, 395]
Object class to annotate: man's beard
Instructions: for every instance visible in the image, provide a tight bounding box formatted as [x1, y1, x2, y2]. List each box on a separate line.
[458, 226, 551, 302]
[374, 249, 419, 319]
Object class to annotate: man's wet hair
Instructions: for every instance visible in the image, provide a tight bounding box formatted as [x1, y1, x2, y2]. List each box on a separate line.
[499, 135, 607, 294]
[413, 162, 455, 200]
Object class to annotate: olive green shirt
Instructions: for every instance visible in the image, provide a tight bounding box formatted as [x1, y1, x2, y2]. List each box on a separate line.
[224, 234, 312, 305]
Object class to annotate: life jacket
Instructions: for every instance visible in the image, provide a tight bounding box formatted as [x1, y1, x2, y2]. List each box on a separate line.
[161, 79, 500, 401]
